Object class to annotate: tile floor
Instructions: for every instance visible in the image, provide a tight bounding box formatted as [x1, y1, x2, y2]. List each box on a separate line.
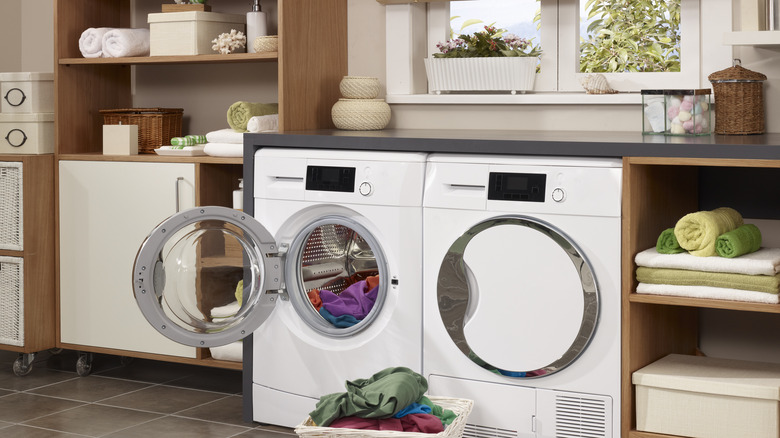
[0, 350, 296, 437]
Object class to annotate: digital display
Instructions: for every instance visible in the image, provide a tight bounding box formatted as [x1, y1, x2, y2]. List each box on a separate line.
[488, 172, 546, 202]
[306, 166, 356, 192]
[505, 175, 529, 191]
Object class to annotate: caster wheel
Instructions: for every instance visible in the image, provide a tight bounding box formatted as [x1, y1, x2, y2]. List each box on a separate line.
[13, 356, 33, 377]
[76, 354, 93, 377]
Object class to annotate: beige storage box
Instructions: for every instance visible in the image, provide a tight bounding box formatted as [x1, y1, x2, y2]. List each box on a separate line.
[148, 11, 246, 56]
[0, 113, 54, 154]
[633, 354, 780, 438]
[0, 72, 54, 114]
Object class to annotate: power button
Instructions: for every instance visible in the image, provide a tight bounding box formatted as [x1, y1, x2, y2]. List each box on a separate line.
[359, 181, 373, 196]
[551, 187, 565, 202]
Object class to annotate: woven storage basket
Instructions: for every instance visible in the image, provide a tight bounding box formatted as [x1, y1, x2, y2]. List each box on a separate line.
[340, 76, 381, 99]
[295, 397, 474, 438]
[100, 108, 183, 153]
[0, 162, 22, 251]
[332, 98, 391, 131]
[708, 61, 767, 135]
[253, 35, 278, 53]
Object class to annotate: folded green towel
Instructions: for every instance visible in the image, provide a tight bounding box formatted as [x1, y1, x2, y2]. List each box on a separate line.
[716, 224, 762, 258]
[226, 102, 278, 132]
[656, 228, 685, 254]
[636, 266, 780, 294]
[674, 207, 744, 257]
[309, 367, 428, 427]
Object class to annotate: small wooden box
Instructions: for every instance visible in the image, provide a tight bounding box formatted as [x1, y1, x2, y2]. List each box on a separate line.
[0, 113, 54, 154]
[148, 11, 246, 56]
[0, 72, 54, 114]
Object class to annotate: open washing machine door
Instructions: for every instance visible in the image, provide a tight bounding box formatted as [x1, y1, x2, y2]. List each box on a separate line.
[132, 206, 282, 348]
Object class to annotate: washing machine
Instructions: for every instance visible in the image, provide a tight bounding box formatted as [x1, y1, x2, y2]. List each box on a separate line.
[423, 154, 622, 438]
[132, 148, 427, 427]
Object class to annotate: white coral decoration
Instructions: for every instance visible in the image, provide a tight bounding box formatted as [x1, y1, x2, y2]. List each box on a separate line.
[212, 29, 247, 55]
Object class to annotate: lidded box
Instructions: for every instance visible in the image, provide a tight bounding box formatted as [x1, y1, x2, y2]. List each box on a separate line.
[633, 354, 780, 438]
[708, 60, 767, 135]
[148, 11, 246, 56]
[0, 72, 54, 114]
[642, 89, 712, 136]
[0, 113, 54, 154]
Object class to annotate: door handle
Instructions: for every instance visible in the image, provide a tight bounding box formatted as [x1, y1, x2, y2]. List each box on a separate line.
[175, 177, 183, 212]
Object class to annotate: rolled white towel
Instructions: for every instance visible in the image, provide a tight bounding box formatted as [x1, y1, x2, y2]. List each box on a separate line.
[206, 128, 244, 144]
[246, 114, 279, 133]
[204, 142, 243, 158]
[101, 28, 150, 58]
[79, 27, 111, 58]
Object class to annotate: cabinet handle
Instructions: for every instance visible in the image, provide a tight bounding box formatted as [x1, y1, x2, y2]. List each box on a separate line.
[175, 177, 184, 212]
[5, 129, 27, 147]
[4, 88, 26, 107]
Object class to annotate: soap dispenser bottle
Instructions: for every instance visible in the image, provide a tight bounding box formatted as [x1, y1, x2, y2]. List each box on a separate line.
[233, 178, 244, 211]
[246, 0, 268, 53]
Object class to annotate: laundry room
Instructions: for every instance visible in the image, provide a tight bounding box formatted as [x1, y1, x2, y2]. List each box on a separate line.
[2, 1, 780, 438]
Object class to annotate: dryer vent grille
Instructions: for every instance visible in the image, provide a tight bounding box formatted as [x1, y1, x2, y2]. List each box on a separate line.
[554, 394, 608, 438]
[462, 423, 516, 438]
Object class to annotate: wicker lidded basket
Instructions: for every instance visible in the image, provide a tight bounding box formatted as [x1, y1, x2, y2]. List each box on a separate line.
[708, 60, 767, 135]
[100, 108, 183, 153]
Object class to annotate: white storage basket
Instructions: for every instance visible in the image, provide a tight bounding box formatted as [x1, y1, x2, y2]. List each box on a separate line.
[0, 162, 23, 251]
[0, 72, 54, 114]
[0, 256, 24, 347]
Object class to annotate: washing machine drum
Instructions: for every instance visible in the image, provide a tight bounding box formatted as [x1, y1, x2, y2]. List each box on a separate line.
[437, 216, 598, 378]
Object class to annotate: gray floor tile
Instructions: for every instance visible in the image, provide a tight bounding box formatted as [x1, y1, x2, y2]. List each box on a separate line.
[28, 376, 151, 403]
[0, 369, 77, 392]
[103, 415, 250, 438]
[175, 394, 254, 427]
[0, 425, 87, 437]
[0, 420, 12, 429]
[0, 389, 13, 398]
[166, 367, 243, 394]
[238, 425, 297, 437]
[99, 384, 228, 414]
[23, 403, 162, 437]
[0, 393, 84, 423]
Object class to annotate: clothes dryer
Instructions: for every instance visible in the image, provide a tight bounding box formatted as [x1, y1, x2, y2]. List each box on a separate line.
[423, 154, 622, 438]
[132, 148, 427, 427]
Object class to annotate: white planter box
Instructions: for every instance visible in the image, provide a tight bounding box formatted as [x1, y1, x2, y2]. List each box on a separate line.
[0, 72, 54, 114]
[633, 354, 780, 438]
[424, 57, 537, 94]
[148, 11, 246, 56]
[0, 113, 54, 155]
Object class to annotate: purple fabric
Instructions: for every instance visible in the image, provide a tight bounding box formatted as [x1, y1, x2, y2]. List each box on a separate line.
[319, 280, 378, 320]
[329, 414, 444, 433]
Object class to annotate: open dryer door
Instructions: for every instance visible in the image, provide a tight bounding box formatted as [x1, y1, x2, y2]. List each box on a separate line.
[132, 206, 282, 348]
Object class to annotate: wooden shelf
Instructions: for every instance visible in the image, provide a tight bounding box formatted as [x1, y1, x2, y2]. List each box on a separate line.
[59, 52, 277, 65]
[58, 153, 242, 164]
[723, 30, 780, 46]
[629, 293, 780, 314]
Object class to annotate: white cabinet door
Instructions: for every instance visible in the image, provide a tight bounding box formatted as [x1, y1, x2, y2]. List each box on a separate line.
[59, 161, 196, 357]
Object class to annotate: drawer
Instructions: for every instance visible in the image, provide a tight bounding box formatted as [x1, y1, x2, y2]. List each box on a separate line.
[0, 256, 24, 347]
[0, 162, 23, 251]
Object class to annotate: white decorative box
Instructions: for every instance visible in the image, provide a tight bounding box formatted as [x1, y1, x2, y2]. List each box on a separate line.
[148, 11, 246, 56]
[0, 72, 54, 114]
[424, 57, 537, 94]
[633, 354, 780, 438]
[0, 113, 54, 154]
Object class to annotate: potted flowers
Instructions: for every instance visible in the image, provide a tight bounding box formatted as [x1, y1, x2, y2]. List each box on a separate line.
[424, 26, 541, 94]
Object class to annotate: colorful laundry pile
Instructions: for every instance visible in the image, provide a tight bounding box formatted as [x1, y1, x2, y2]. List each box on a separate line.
[308, 367, 457, 433]
[637, 208, 780, 303]
[308, 276, 380, 328]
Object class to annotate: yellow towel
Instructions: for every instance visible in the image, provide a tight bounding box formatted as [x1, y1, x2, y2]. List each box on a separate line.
[674, 207, 743, 257]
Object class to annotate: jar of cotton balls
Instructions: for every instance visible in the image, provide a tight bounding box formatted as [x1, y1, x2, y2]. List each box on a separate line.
[641, 89, 712, 136]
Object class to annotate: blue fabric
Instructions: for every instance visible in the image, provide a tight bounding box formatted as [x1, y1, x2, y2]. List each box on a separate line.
[393, 402, 432, 418]
[319, 307, 360, 328]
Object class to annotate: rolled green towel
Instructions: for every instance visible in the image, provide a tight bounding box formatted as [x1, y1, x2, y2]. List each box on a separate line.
[716, 224, 762, 258]
[656, 228, 685, 254]
[185, 134, 207, 144]
[674, 207, 743, 257]
[170, 136, 194, 146]
[227, 102, 278, 132]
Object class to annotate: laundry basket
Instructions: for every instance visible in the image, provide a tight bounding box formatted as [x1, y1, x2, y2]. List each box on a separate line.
[294, 396, 474, 438]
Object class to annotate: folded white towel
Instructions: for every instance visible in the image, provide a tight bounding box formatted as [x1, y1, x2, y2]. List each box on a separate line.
[246, 114, 279, 133]
[637, 282, 780, 304]
[210, 341, 243, 362]
[206, 128, 244, 144]
[204, 142, 243, 158]
[211, 301, 240, 319]
[79, 27, 111, 58]
[102, 28, 150, 58]
[635, 247, 780, 276]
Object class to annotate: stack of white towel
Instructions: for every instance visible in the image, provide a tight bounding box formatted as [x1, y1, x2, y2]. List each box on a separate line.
[79, 28, 150, 58]
[204, 114, 279, 158]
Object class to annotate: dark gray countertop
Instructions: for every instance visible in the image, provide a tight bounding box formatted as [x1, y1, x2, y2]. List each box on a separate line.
[244, 129, 780, 160]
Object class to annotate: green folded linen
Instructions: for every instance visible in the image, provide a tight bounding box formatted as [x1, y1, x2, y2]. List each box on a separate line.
[656, 228, 685, 254]
[674, 207, 744, 257]
[226, 101, 278, 132]
[716, 224, 762, 258]
[308, 366, 428, 427]
[636, 266, 780, 294]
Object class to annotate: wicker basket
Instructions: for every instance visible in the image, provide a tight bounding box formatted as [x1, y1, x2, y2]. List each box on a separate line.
[708, 61, 767, 135]
[253, 35, 278, 53]
[331, 98, 391, 131]
[294, 397, 474, 438]
[340, 76, 381, 99]
[100, 108, 183, 153]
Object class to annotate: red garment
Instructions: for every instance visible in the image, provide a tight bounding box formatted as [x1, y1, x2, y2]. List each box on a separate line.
[366, 275, 380, 292]
[308, 289, 323, 310]
[329, 414, 444, 433]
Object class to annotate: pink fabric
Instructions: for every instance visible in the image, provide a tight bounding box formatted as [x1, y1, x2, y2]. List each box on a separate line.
[329, 414, 444, 433]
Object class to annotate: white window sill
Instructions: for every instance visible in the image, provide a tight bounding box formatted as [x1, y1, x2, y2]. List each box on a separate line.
[385, 92, 643, 105]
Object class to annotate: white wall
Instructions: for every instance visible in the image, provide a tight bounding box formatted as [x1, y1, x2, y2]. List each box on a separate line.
[20, 0, 54, 73]
[0, 0, 22, 72]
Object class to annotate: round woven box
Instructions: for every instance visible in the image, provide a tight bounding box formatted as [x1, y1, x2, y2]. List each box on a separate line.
[339, 76, 381, 99]
[708, 61, 767, 135]
[332, 98, 391, 131]
[253, 35, 278, 53]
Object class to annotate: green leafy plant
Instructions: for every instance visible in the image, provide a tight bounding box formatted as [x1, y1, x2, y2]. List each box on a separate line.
[434, 25, 542, 59]
[580, 0, 681, 73]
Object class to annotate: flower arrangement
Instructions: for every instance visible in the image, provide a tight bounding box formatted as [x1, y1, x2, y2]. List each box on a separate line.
[434, 25, 541, 59]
